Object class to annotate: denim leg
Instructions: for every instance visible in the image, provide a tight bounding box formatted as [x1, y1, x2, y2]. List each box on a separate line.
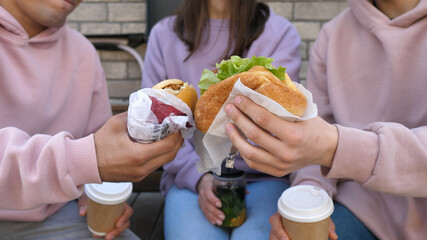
[332, 201, 378, 240]
[0, 201, 139, 240]
[231, 181, 290, 240]
[164, 185, 229, 240]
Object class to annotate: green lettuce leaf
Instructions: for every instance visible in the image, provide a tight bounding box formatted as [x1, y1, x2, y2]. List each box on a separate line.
[198, 56, 286, 95]
[198, 69, 221, 95]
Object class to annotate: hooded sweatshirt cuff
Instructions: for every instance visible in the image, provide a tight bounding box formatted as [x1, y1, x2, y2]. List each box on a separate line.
[65, 134, 102, 187]
[290, 166, 338, 198]
[326, 125, 379, 183]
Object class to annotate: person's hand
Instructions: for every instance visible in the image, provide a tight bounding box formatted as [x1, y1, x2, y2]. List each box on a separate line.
[78, 193, 134, 240]
[269, 212, 338, 240]
[224, 96, 338, 177]
[197, 173, 225, 225]
[94, 112, 184, 182]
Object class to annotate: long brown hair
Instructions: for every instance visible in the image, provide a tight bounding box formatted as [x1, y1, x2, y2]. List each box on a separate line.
[174, 0, 270, 61]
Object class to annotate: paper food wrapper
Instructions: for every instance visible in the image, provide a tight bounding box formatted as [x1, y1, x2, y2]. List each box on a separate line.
[127, 88, 195, 143]
[195, 79, 318, 175]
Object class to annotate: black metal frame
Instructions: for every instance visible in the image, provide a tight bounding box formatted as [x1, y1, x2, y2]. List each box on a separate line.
[85, 33, 145, 51]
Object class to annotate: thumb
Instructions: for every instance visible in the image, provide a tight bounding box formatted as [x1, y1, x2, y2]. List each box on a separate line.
[328, 218, 338, 240]
[78, 193, 88, 217]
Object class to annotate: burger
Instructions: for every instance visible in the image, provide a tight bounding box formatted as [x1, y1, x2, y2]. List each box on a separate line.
[127, 79, 198, 143]
[194, 56, 307, 133]
[152, 79, 198, 114]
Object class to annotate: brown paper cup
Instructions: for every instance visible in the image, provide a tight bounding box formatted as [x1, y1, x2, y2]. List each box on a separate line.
[278, 185, 333, 240]
[282, 216, 330, 240]
[84, 182, 132, 236]
[86, 198, 126, 235]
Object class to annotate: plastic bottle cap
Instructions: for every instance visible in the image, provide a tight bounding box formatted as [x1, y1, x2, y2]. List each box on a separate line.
[277, 185, 334, 223]
[84, 182, 132, 205]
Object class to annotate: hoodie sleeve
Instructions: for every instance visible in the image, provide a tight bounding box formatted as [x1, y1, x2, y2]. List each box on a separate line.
[326, 123, 427, 197]
[0, 128, 101, 210]
[0, 34, 108, 211]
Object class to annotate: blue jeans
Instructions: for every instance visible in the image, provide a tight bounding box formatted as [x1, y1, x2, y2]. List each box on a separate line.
[164, 181, 289, 240]
[331, 201, 378, 240]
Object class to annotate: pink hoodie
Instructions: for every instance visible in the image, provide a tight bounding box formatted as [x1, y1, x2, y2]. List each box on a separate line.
[0, 6, 111, 221]
[291, 0, 427, 239]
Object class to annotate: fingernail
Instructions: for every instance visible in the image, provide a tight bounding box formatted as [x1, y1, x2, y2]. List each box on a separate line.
[106, 234, 114, 240]
[216, 219, 223, 225]
[225, 104, 233, 114]
[211, 220, 216, 225]
[225, 124, 231, 133]
[79, 207, 85, 215]
[218, 214, 225, 220]
[215, 202, 221, 208]
[234, 96, 241, 105]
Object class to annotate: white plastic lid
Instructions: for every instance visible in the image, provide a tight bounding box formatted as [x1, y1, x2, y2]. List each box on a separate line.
[84, 182, 132, 205]
[277, 185, 334, 223]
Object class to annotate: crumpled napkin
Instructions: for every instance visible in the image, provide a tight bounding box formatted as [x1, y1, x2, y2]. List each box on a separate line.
[127, 88, 195, 143]
[194, 79, 318, 175]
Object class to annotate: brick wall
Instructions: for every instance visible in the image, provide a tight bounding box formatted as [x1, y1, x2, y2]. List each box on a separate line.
[68, 0, 348, 104]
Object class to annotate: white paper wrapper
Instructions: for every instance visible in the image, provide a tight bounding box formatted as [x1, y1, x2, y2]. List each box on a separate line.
[127, 88, 195, 143]
[195, 79, 318, 175]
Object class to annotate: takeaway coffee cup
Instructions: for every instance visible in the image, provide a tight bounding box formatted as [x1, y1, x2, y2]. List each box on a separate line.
[277, 185, 334, 240]
[84, 182, 132, 236]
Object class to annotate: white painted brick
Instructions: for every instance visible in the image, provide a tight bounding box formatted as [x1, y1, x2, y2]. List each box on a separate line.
[338, 2, 350, 12]
[102, 62, 127, 79]
[299, 41, 308, 60]
[128, 61, 143, 80]
[68, 3, 107, 22]
[80, 23, 121, 35]
[295, 2, 348, 20]
[108, 3, 145, 22]
[266, 2, 293, 20]
[292, 21, 320, 40]
[85, 0, 119, 2]
[99, 50, 138, 61]
[66, 23, 79, 31]
[122, 23, 146, 34]
[69, 0, 349, 102]
[299, 60, 309, 80]
[308, 41, 316, 57]
[107, 80, 141, 98]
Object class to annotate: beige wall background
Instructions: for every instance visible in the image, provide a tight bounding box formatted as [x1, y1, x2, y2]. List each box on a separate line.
[68, 0, 348, 105]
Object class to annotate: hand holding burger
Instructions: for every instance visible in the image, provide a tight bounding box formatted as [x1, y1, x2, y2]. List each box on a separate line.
[192, 56, 317, 175]
[194, 56, 308, 133]
[127, 79, 198, 143]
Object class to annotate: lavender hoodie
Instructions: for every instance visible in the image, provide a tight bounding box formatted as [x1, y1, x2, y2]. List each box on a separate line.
[0, 6, 111, 221]
[291, 0, 427, 239]
[142, 10, 301, 194]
